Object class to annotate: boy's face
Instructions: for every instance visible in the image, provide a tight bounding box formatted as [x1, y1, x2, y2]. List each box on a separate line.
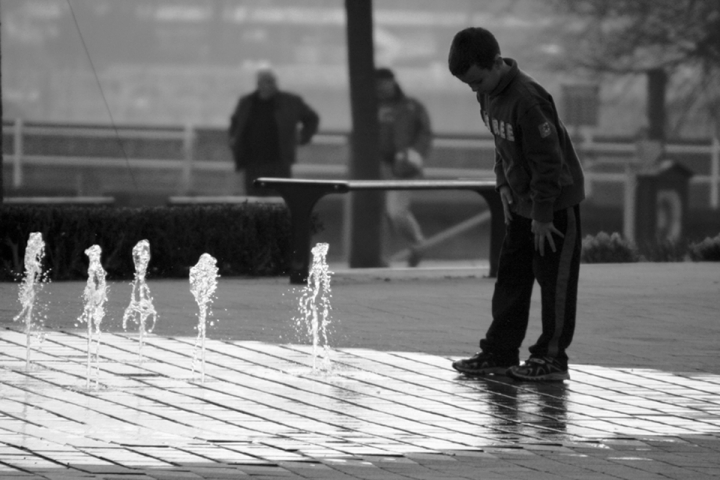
[456, 60, 503, 95]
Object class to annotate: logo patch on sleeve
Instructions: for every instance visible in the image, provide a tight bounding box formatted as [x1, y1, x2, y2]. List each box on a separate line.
[538, 122, 552, 138]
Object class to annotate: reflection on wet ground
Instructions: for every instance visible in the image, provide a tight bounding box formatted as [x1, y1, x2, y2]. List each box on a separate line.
[1, 330, 720, 478]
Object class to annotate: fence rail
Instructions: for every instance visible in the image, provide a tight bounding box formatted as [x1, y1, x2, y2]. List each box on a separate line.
[3, 119, 719, 208]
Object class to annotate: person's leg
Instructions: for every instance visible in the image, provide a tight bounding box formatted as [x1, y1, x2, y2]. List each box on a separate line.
[481, 215, 535, 363]
[453, 216, 534, 375]
[244, 164, 260, 195]
[507, 205, 581, 381]
[231, 169, 246, 195]
[385, 190, 425, 247]
[528, 205, 581, 364]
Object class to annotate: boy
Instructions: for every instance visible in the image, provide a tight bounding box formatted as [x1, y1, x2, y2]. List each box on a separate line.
[448, 27, 584, 381]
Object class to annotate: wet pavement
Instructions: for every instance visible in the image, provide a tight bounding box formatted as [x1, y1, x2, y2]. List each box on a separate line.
[1, 262, 720, 479]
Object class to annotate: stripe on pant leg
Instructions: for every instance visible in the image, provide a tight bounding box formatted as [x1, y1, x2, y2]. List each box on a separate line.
[548, 207, 577, 357]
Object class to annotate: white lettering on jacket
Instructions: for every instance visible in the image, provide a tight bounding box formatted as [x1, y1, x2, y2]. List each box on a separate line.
[482, 109, 516, 143]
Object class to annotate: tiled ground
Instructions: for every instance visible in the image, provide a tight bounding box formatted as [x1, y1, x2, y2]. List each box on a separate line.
[1, 329, 720, 479]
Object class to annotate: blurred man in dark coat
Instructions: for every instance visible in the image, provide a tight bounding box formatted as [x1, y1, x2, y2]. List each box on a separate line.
[228, 67, 320, 195]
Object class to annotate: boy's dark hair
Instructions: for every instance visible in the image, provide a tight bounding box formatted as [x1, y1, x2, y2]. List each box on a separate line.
[448, 27, 501, 76]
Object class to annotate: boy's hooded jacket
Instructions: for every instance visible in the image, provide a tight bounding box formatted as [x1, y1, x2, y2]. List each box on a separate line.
[478, 58, 585, 222]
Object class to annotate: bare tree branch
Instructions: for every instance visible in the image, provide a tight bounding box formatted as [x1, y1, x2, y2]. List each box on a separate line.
[548, 0, 720, 137]
[552, 0, 720, 73]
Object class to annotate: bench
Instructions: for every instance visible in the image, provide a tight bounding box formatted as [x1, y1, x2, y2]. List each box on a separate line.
[3, 196, 115, 205]
[254, 177, 503, 284]
[167, 195, 284, 205]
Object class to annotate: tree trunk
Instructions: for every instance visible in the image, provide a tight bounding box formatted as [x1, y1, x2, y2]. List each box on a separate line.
[345, 0, 383, 268]
[646, 68, 667, 142]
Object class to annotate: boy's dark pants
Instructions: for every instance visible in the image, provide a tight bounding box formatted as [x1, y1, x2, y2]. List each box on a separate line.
[480, 205, 581, 367]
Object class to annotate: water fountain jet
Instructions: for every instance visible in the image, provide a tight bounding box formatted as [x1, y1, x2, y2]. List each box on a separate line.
[77, 244, 108, 390]
[189, 253, 219, 383]
[122, 240, 157, 363]
[295, 243, 333, 374]
[13, 232, 47, 371]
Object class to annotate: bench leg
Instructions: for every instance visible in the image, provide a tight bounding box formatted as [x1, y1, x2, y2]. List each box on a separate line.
[475, 190, 504, 278]
[255, 184, 336, 284]
[286, 202, 317, 285]
[284, 193, 328, 284]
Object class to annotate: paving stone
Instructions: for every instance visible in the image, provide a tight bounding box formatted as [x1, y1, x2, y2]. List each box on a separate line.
[0, 477, 53, 480]
[145, 470, 204, 480]
[184, 466, 249, 478]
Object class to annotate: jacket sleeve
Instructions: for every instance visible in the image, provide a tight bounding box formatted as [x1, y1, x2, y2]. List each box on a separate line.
[228, 97, 244, 147]
[297, 98, 320, 145]
[478, 94, 508, 191]
[493, 149, 508, 191]
[519, 102, 564, 223]
[410, 99, 433, 158]
[228, 96, 249, 164]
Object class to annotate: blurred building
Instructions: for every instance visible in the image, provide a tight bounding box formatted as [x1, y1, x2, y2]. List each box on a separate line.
[0, 0, 601, 134]
[2, 0, 717, 139]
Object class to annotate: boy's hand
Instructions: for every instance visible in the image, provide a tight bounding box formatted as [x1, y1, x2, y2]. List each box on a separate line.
[532, 220, 564, 256]
[499, 186, 514, 225]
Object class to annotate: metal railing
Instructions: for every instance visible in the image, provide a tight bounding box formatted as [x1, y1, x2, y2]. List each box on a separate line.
[3, 119, 719, 208]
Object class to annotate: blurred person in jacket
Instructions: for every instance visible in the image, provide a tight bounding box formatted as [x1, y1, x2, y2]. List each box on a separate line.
[376, 67, 433, 267]
[228, 67, 320, 196]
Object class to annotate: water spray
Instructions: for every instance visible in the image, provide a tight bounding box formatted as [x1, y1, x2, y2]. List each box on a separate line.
[122, 240, 157, 363]
[78, 245, 108, 390]
[296, 243, 334, 373]
[13, 232, 47, 371]
[189, 253, 219, 383]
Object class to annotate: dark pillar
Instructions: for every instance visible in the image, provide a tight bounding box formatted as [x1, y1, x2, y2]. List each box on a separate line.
[344, 0, 383, 267]
[646, 68, 667, 142]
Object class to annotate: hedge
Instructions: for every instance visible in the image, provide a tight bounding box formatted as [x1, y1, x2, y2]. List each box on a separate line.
[581, 231, 720, 263]
[1, 203, 316, 281]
